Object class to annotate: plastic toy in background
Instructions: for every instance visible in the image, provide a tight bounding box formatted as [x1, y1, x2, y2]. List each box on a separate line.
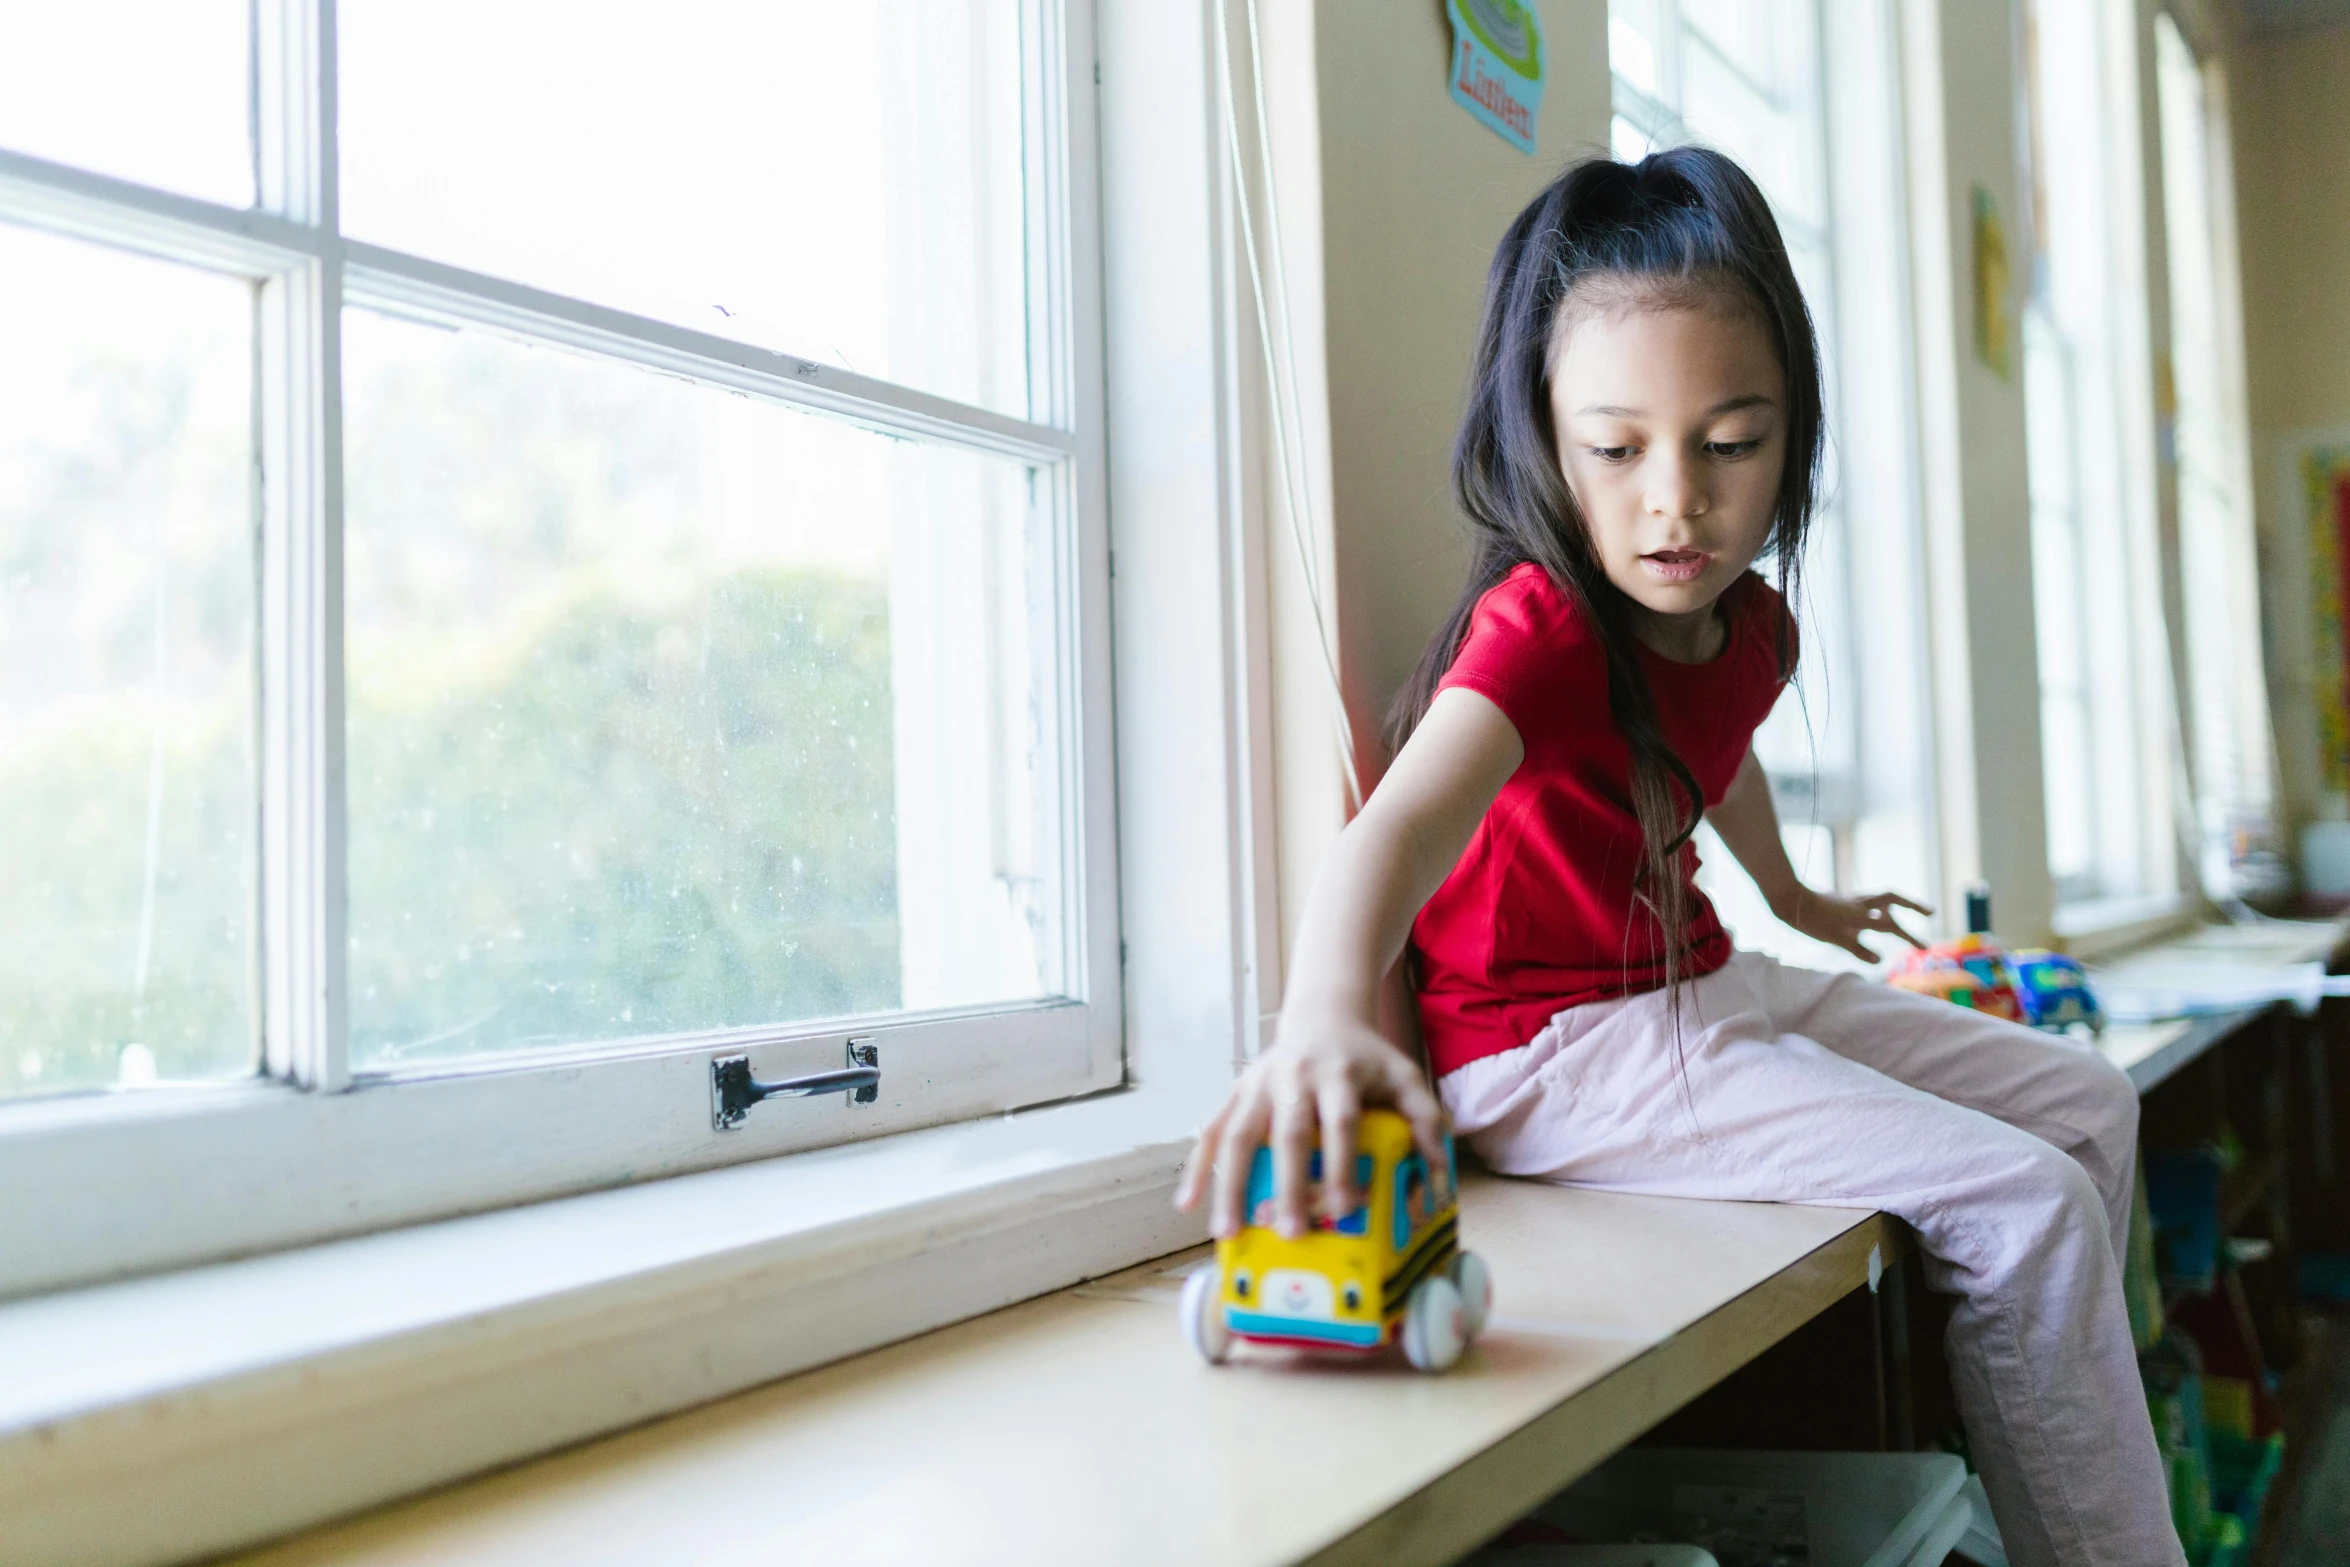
[2008, 947, 2106, 1033]
[1884, 883, 2106, 1034]
[1180, 1109, 1491, 1373]
[1886, 932, 2027, 1022]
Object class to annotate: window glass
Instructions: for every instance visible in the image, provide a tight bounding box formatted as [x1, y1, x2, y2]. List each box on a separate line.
[2155, 14, 2275, 900]
[0, 223, 255, 1099]
[0, 0, 252, 206]
[342, 310, 1059, 1070]
[2021, 0, 2174, 913]
[338, 0, 1034, 419]
[1614, 0, 1888, 962]
[2025, 311, 2099, 900]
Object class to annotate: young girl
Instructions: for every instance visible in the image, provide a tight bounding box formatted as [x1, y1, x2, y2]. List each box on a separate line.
[1174, 148, 2180, 1567]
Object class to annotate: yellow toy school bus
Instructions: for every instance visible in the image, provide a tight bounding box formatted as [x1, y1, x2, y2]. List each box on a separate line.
[1180, 1109, 1492, 1372]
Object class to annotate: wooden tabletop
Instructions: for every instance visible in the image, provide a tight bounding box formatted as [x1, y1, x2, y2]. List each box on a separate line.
[229, 1175, 1899, 1567]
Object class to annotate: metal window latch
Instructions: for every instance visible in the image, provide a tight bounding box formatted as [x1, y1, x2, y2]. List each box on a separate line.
[711, 1040, 879, 1132]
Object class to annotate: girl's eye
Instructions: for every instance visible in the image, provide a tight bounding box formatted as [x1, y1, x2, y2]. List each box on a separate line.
[1588, 445, 1637, 463]
[1706, 439, 1765, 459]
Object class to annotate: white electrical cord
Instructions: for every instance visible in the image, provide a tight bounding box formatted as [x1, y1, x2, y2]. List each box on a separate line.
[1211, 0, 1364, 813]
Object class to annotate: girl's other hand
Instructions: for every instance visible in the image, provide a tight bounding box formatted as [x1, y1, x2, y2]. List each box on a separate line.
[1777, 888, 1931, 963]
[1172, 1015, 1450, 1242]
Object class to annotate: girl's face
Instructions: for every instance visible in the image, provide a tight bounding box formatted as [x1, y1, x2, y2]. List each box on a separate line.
[1549, 292, 1786, 646]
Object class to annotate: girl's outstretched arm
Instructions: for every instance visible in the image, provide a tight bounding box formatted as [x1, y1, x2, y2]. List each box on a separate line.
[1707, 747, 1930, 959]
[1173, 687, 1525, 1241]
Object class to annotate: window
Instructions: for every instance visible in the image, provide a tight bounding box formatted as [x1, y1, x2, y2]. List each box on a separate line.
[2018, 0, 2179, 920]
[0, 0, 1117, 1294]
[2153, 12, 2276, 903]
[1610, 0, 1937, 963]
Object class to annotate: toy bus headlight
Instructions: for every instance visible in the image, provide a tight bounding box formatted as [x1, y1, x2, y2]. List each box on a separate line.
[1232, 1269, 1252, 1300]
[1342, 1281, 1363, 1313]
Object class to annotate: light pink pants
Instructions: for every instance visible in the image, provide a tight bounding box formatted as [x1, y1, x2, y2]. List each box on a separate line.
[1440, 951, 2182, 1567]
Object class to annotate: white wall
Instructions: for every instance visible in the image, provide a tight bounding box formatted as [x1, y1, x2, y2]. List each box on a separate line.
[2231, 21, 2350, 838]
[1254, 0, 1611, 989]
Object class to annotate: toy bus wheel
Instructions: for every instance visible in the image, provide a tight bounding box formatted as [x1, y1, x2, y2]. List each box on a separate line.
[1451, 1250, 1493, 1341]
[1401, 1274, 1467, 1372]
[1180, 1264, 1231, 1365]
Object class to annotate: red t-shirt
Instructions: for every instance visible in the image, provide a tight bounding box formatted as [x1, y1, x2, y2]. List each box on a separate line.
[1411, 563, 1795, 1076]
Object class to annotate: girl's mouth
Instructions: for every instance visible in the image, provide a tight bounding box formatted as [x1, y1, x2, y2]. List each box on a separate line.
[1640, 548, 1712, 584]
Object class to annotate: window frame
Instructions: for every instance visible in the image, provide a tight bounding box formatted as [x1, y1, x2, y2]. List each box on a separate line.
[2017, 0, 2183, 924]
[0, 0, 1125, 1298]
[2152, 9, 2274, 902]
[1614, 0, 1944, 953]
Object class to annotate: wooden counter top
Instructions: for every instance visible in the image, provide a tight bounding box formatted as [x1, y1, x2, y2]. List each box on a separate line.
[231, 1176, 1901, 1567]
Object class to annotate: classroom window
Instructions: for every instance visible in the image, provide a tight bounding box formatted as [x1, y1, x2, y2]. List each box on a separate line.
[2020, 0, 2178, 918]
[1612, 0, 1935, 963]
[2153, 12, 2276, 903]
[0, 224, 257, 1098]
[0, 0, 1116, 1282]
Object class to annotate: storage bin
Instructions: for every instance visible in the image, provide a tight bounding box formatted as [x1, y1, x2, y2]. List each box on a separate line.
[1493, 1449, 1968, 1567]
[2208, 1429, 2284, 1554]
[1903, 1492, 1973, 1567]
[2145, 1149, 2223, 1291]
[1464, 1547, 1719, 1567]
[1954, 1475, 2006, 1567]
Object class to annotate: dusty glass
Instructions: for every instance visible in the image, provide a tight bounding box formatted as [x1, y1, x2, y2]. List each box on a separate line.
[341, 310, 1060, 1071]
[0, 222, 257, 1099]
[337, 0, 1034, 418]
[0, 0, 252, 206]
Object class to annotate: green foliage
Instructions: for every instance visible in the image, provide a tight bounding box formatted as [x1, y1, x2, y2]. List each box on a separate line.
[3, 304, 907, 1097]
[347, 565, 900, 1064]
[0, 707, 251, 1095]
[0, 324, 256, 1099]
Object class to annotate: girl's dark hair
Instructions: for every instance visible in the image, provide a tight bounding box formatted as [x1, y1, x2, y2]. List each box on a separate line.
[1388, 146, 1823, 1003]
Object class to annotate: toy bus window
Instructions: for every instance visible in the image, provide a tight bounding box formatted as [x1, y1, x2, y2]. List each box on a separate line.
[1394, 1154, 1427, 1250]
[1243, 1148, 1373, 1233]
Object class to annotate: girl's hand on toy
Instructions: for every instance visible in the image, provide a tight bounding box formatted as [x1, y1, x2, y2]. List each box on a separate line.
[1777, 888, 1932, 962]
[1173, 1016, 1450, 1243]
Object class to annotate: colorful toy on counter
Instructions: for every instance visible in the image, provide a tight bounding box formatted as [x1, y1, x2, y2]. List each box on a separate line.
[1888, 931, 2027, 1021]
[1885, 885, 2104, 1033]
[1180, 1108, 1491, 1373]
[2009, 947, 2106, 1033]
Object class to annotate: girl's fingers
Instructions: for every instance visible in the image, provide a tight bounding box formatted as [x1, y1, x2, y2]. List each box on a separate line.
[1866, 899, 1930, 948]
[1315, 1075, 1362, 1218]
[1174, 1099, 1233, 1212]
[1268, 1081, 1319, 1238]
[1207, 1094, 1269, 1239]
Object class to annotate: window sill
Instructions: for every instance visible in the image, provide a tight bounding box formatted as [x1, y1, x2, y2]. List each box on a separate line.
[0, 1086, 1210, 1567]
[2049, 893, 2197, 962]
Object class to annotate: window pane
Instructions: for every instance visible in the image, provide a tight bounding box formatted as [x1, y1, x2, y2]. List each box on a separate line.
[2156, 13, 2273, 896]
[0, 224, 255, 1099]
[1608, 9, 1659, 96]
[342, 310, 1061, 1070]
[0, 0, 252, 206]
[338, 0, 1033, 419]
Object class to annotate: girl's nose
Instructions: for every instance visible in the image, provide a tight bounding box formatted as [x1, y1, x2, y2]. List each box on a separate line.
[1643, 454, 1710, 521]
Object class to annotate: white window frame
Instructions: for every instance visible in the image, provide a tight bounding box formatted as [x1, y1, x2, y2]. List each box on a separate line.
[2019, 0, 2182, 928]
[2153, 9, 2273, 903]
[0, 0, 1127, 1299]
[1611, 0, 1942, 956]
[4, 6, 1268, 1553]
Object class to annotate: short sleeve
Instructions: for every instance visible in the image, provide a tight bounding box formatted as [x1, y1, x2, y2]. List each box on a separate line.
[1434, 566, 1602, 748]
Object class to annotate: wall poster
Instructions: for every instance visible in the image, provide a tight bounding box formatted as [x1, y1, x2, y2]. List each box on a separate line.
[2303, 442, 2350, 795]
